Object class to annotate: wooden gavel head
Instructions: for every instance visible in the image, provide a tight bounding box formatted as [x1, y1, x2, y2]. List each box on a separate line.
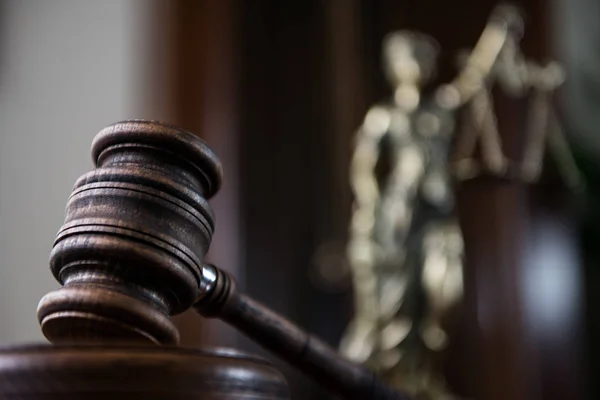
[37, 120, 223, 345]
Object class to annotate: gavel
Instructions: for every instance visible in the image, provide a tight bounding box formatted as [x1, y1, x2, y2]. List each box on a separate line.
[0, 120, 408, 400]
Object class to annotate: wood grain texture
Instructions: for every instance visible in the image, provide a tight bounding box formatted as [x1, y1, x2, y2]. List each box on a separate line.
[37, 120, 222, 345]
[0, 344, 289, 399]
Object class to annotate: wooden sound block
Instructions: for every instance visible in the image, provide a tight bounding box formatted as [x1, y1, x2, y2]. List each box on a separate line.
[0, 344, 290, 399]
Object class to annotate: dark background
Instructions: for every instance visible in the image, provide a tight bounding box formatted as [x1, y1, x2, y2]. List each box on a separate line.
[164, 1, 598, 399]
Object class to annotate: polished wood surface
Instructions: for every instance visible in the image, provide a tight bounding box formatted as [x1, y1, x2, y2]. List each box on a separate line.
[0, 345, 289, 399]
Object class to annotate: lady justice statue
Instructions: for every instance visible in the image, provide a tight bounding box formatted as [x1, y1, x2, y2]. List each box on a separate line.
[340, 4, 580, 399]
[340, 30, 463, 399]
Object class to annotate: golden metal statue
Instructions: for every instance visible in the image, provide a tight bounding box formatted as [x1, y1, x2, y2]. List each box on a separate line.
[340, 4, 582, 399]
[340, 30, 463, 399]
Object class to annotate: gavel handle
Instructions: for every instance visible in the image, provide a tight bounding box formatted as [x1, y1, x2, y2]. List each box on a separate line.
[193, 266, 410, 400]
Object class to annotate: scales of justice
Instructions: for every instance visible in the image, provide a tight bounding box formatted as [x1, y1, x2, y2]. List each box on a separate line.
[0, 4, 580, 399]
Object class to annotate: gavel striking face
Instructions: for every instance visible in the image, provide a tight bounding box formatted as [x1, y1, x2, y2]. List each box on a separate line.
[37, 120, 223, 345]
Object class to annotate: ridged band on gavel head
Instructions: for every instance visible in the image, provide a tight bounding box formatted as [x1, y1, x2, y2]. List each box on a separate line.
[37, 120, 223, 345]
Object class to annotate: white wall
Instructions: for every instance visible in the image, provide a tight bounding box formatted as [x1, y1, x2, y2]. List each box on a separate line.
[0, 0, 155, 345]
